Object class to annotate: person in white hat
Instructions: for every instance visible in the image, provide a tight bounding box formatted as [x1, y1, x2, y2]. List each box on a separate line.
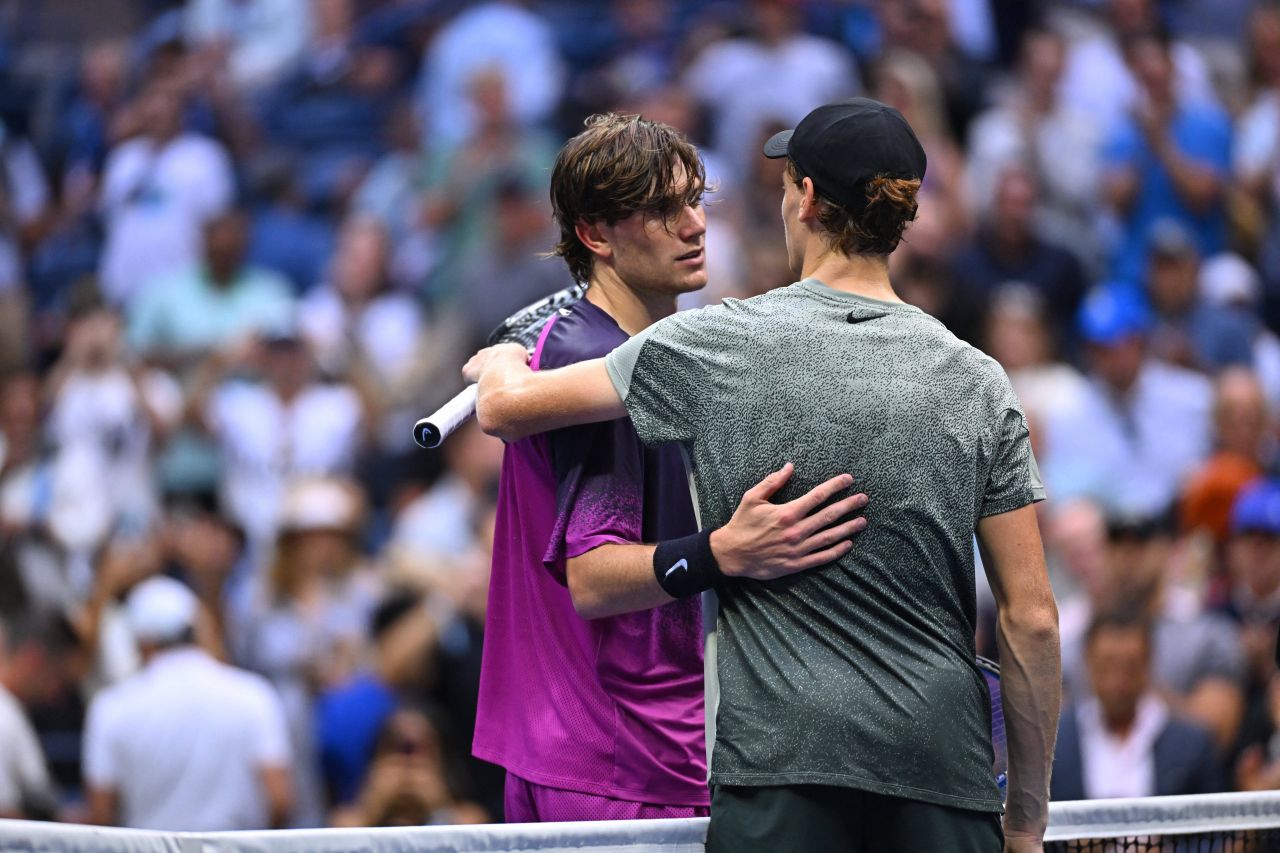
[83, 576, 293, 831]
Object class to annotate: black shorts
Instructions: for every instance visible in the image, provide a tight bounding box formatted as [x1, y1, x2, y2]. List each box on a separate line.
[706, 784, 1004, 853]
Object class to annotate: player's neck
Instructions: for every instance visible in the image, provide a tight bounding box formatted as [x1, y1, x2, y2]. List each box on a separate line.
[586, 274, 677, 336]
[799, 246, 902, 304]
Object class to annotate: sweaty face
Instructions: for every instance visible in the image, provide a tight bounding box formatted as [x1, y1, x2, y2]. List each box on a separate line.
[599, 180, 707, 296]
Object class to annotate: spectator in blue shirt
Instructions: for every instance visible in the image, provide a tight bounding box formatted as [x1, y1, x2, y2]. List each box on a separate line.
[1102, 28, 1232, 285]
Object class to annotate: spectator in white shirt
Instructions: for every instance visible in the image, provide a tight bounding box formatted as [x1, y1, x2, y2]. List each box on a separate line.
[0, 616, 67, 819]
[1042, 286, 1213, 518]
[1051, 610, 1225, 800]
[84, 576, 292, 830]
[418, 1, 565, 147]
[98, 81, 234, 307]
[298, 216, 424, 449]
[189, 327, 367, 544]
[45, 306, 184, 538]
[185, 0, 311, 93]
[682, 0, 858, 183]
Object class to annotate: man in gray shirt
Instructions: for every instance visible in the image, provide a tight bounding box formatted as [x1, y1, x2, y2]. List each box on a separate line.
[465, 99, 1061, 853]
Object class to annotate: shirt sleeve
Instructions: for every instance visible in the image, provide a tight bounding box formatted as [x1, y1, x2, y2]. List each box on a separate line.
[540, 417, 646, 583]
[980, 403, 1047, 519]
[250, 679, 292, 767]
[604, 310, 711, 447]
[82, 696, 119, 788]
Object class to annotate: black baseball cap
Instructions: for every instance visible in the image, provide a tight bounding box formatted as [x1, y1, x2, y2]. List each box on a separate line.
[763, 97, 927, 212]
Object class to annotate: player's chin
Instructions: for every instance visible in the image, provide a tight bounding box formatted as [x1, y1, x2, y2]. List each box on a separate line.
[670, 267, 709, 293]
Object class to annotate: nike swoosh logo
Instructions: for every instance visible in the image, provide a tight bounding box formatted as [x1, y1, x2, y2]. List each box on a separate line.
[665, 558, 689, 578]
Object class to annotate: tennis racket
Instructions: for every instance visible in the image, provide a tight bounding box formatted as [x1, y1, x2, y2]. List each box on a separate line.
[977, 655, 1008, 798]
[412, 282, 588, 449]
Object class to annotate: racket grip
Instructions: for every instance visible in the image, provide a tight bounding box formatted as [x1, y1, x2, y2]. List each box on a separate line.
[413, 384, 479, 449]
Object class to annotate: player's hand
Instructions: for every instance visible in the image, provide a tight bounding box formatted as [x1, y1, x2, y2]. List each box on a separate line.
[710, 462, 868, 580]
[462, 343, 530, 384]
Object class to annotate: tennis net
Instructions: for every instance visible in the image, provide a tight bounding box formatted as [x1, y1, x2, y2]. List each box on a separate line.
[2, 793, 1279, 851]
[1046, 792, 1280, 852]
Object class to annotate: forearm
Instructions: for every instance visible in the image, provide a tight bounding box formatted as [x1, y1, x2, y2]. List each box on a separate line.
[567, 543, 672, 620]
[473, 355, 625, 441]
[996, 609, 1061, 840]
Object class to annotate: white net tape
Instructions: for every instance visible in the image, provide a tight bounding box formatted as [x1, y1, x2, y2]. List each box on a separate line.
[5, 793, 1280, 852]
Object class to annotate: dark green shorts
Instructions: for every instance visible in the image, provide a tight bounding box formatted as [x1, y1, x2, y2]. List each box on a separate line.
[706, 785, 1004, 853]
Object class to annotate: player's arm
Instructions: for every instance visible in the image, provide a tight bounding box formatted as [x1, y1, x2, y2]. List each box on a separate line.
[977, 505, 1061, 852]
[465, 343, 621, 441]
[568, 463, 869, 619]
[86, 786, 119, 826]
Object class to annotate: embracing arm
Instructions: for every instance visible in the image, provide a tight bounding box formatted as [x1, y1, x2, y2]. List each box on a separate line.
[465, 344, 624, 441]
[977, 504, 1061, 850]
[567, 464, 869, 619]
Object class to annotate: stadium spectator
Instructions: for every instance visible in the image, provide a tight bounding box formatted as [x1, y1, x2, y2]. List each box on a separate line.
[419, 67, 559, 304]
[97, 81, 234, 306]
[1043, 287, 1212, 518]
[184, 0, 311, 94]
[331, 704, 486, 827]
[83, 576, 292, 830]
[0, 616, 67, 819]
[1059, 0, 1218, 140]
[1235, 4, 1280, 316]
[45, 304, 184, 538]
[188, 327, 367, 544]
[1143, 220, 1254, 372]
[1197, 253, 1280, 409]
[1217, 482, 1280, 717]
[299, 216, 423, 400]
[390, 419, 502, 568]
[235, 477, 379, 825]
[1052, 610, 1226, 800]
[451, 175, 573, 350]
[417, 1, 564, 148]
[953, 166, 1088, 339]
[876, 0, 991, 139]
[1101, 28, 1233, 285]
[1180, 369, 1272, 543]
[316, 590, 437, 807]
[1058, 512, 1246, 753]
[246, 158, 338, 294]
[966, 27, 1102, 258]
[683, 0, 858, 181]
[129, 209, 295, 371]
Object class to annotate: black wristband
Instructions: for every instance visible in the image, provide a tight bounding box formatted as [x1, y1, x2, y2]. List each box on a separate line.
[653, 529, 723, 599]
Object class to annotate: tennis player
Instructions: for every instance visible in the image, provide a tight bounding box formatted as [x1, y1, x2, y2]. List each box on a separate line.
[465, 99, 1061, 851]
[471, 113, 869, 824]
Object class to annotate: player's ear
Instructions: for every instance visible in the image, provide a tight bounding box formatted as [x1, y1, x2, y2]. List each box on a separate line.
[799, 177, 819, 222]
[575, 220, 612, 260]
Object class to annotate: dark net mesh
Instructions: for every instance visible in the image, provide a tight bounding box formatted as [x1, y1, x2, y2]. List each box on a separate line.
[1047, 829, 1280, 852]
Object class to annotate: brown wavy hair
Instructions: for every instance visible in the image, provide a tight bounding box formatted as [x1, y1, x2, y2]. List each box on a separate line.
[550, 113, 706, 283]
[786, 160, 920, 257]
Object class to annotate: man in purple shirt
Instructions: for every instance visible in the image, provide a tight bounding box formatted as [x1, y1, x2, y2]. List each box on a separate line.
[473, 114, 868, 822]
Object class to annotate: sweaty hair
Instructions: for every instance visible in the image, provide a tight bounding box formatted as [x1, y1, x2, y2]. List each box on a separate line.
[550, 113, 706, 283]
[785, 160, 920, 257]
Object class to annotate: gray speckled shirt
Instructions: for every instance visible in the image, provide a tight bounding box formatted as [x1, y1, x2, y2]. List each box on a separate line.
[605, 278, 1045, 813]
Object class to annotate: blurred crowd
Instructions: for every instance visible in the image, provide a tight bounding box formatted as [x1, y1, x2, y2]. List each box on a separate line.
[2, 0, 1280, 831]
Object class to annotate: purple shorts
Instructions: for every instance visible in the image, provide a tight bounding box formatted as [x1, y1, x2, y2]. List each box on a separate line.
[503, 773, 710, 823]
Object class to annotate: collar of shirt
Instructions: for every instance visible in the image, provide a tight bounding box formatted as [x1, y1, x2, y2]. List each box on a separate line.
[1078, 693, 1169, 799]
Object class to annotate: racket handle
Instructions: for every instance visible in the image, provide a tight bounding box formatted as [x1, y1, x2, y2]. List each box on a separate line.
[413, 384, 479, 449]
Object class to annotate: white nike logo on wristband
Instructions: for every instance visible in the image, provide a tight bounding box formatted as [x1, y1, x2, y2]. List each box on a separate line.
[665, 558, 689, 578]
